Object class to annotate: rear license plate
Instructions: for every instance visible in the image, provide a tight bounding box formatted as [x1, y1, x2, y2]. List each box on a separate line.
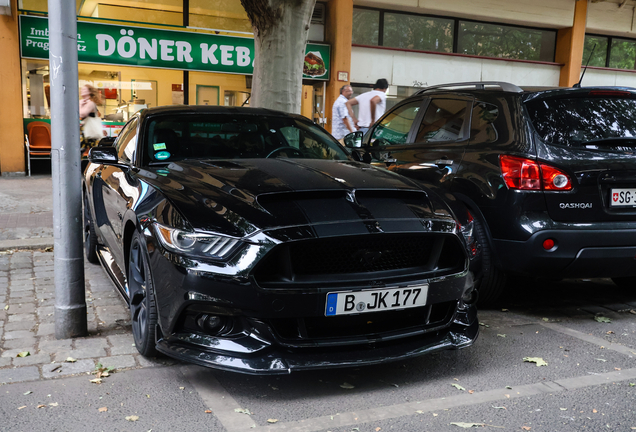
[325, 285, 428, 316]
[610, 188, 636, 207]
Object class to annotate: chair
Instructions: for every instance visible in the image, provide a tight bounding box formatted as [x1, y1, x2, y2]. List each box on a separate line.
[24, 121, 52, 176]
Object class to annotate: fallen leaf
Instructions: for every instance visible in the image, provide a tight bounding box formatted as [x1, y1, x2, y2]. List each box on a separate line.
[468, 390, 475, 394]
[415, 410, 424, 414]
[376, 428, 381, 431]
[497, 334, 506, 338]
[521, 427, 531, 431]
[629, 310, 636, 315]
[479, 322, 489, 328]
[4, 305, 8, 310]
[594, 316, 611, 323]
[204, 410, 212, 414]
[89, 378, 102, 384]
[596, 359, 607, 362]
[179, 387, 185, 390]
[433, 413, 438, 417]
[615, 368, 622, 371]
[630, 383, 635, 387]
[267, 419, 278, 424]
[523, 357, 548, 367]
[340, 382, 355, 389]
[492, 406, 507, 410]
[37, 404, 46, 408]
[98, 407, 108, 412]
[234, 408, 252, 415]
[16, 352, 30, 358]
[125, 415, 139, 422]
[542, 317, 549, 322]
[606, 331, 615, 334]
[23, 391, 32, 395]
[49, 402, 58, 407]
[17, 406, 27, 410]
[501, 308, 509, 312]
[505, 386, 513, 389]
[593, 409, 598, 413]
[451, 383, 466, 391]
[50, 365, 62, 372]
[65, 357, 77, 363]
[450, 422, 485, 428]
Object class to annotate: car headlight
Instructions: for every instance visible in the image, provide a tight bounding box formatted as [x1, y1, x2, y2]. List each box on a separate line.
[154, 223, 242, 260]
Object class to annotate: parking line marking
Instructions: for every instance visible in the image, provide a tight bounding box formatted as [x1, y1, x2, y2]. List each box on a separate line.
[540, 321, 636, 357]
[242, 368, 636, 432]
[181, 365, 256, 430]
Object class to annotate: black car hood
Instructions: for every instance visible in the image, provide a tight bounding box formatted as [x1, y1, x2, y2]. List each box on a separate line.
[139, 159, 449, 237]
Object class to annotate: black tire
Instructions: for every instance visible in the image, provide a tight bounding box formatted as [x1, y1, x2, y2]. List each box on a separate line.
[472, 214, 507, 307]
[128, 231, 159, 357]
[83, 193, 99, 264]
[612, 277, 636, 288]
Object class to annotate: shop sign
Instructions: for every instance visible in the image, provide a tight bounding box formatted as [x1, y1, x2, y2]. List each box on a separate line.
[19, 15, 330, 80]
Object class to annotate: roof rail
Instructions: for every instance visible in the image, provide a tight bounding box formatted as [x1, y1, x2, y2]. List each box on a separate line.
[415, 81, 523, 95]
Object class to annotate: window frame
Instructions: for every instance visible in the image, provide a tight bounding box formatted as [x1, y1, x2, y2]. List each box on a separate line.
[413, 96, 473, 144]
[584, 33, 636, 71]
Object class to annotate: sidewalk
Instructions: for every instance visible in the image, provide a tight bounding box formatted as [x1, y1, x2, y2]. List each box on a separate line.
[0, 175, 173, 385]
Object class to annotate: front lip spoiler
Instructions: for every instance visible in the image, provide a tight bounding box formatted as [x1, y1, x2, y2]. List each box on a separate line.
[155, 322, 479, 375]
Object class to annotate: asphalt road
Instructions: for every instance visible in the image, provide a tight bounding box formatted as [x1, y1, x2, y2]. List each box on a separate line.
[1, 277, 635, 432]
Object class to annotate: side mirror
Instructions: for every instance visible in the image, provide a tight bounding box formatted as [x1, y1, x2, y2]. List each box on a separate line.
[343, 131, 364, 148]
[88, 146, 118, 164]
[98, 136, 116, 147]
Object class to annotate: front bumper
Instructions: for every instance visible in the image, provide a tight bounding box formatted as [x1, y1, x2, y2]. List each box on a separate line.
[494, 227, 636, 278]
[156, 307, 478, 375]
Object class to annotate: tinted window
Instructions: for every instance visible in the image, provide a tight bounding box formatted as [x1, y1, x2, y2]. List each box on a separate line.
[609, 38, 636, 70]
[143, 114, 348, 165]
[526, 96, 636, 147]
[383, 13, 453, 52]
[416, 99, 470, 142]
[583, 35, 609, 67]
[371, 100, 423, 145]
[458, 21, 555, 62]
[352, 8, 379, 46]
[470, 102, 499, 143]
[116, 118, 138, 163]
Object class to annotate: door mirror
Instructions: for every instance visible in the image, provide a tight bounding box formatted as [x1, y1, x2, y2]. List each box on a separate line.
[343, 131, 364, 148]
[88, 146, 118, 164]
[98, 136, 116, 147]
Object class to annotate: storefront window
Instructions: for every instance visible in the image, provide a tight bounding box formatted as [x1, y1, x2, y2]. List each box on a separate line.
[458, 21, 556, 62]
[189, 0, 251, 32]
[352, 8, 379, 46]
[383, 13, 453, 53]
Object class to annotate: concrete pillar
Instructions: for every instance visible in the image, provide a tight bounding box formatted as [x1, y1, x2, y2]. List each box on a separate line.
[324, 0, 353, 134]
[0, 1, 26, 175]
[555, 0, 588, 87]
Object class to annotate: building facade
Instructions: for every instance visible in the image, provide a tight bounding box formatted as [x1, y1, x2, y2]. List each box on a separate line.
[2, 0, 636, 174]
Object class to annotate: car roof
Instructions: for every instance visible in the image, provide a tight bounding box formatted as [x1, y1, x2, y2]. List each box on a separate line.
[140, 105, 307, 120]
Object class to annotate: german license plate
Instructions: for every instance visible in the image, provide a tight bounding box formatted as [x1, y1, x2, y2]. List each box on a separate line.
[325, 285, 428, 316]
[610, 188, 636, 207]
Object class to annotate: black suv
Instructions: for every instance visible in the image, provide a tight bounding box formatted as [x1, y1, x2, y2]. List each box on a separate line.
[345, 82, 636, 305]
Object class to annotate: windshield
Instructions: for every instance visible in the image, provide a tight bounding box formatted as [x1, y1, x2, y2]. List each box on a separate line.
[526, 96, 636, 148]
[143, 114, 348, 165]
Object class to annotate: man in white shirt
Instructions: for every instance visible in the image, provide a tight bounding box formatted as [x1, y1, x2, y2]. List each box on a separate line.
[346, 79, 389, 134]
[331, 85, 355, 143]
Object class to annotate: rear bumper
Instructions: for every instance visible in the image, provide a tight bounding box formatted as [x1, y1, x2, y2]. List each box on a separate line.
[494, 228, 636, 278]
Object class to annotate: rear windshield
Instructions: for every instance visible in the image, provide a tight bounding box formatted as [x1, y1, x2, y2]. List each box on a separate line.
[143, 114, 348, 165]
[525, 96, 636, 148]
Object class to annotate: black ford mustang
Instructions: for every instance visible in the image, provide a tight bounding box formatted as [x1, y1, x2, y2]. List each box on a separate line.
[83, 106, 479, 374]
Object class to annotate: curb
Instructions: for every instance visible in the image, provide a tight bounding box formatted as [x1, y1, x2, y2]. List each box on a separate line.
[0, 237, 55, 251]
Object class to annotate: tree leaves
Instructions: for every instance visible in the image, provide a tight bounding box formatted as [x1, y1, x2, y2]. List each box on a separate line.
[594, 316, 611, 323]
[450, 422, 485, 428]
[523, 357, 548, 367]
[16, 352, 30, 358]
[451, 383, 466, 391]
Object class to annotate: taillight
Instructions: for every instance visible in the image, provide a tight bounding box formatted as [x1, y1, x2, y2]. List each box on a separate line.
[499, 155, 572, 191]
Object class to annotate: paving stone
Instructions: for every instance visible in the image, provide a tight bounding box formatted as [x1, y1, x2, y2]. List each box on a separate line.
[10, 263, 33, 270]
[98, 355, 136, 370]
[0, 366, 40, 383]
[3, 330, 34, 340]
[1, 347, 38, 358]
[108, 335, 137, 355]
[0, 357, 11, 367]
[4, 320, 35, 331]
[36, 323, 55, 336]
[38, 339, 72, 353]
[12, 352, 51, 366]
[42, 359, 95, 378]
[36, 306, 55, 317]
[3, 337, 37, 350]
[7, 313, 36, 323]
[10, 285, 35, 293]
[53, 347, 107, 362]
[74, 337, 109, 350]
[5, 303, 36, 314]
[137, 355, 177, 368]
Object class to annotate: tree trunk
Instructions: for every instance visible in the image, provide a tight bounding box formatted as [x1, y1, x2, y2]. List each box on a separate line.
[241, 0, 316, 114]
